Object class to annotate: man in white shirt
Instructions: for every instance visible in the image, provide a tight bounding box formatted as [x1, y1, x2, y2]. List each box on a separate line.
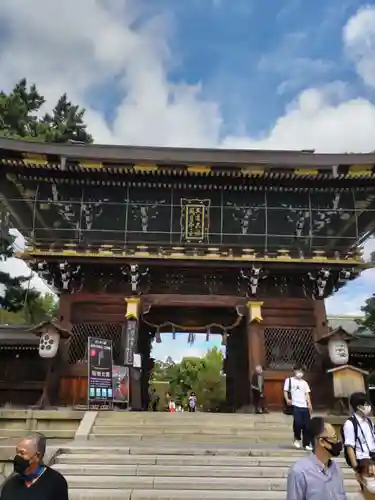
[343, 392, 375, 472]
[284, 364, 313, 451]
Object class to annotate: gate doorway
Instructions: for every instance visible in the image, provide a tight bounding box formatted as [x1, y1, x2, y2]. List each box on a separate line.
[139, 302, 249, 412]
[150, 331, 225, 412]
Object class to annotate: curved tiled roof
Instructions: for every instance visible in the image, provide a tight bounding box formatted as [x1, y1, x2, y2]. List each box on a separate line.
[0, 136, 375, 169]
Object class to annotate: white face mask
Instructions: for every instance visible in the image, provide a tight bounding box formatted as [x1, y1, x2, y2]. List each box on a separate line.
[295, 371, 304, 379]
[361, 404, 372, 416]
[364, 478, 375, 494]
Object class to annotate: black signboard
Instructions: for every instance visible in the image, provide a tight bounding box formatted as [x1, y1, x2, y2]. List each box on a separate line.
[87, 337, 114, 408]
[123, 320, 138, 366]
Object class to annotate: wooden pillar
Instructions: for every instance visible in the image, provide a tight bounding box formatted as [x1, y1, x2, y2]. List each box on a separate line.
[312, 300, 329, 342]
[58, 293, 72, 329]
[225, 333, 237, 410]
[123, 297, 142, 410]
[57, 294, 73, 406]
[247, 301, 265, 374]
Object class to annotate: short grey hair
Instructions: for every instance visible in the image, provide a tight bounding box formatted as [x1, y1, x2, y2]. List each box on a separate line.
[25, 433, 47, 459]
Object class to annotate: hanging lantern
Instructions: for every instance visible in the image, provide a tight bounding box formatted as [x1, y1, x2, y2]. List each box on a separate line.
[155, 329, 162, 344]
[221, 332, 228, 346]
[187, 333, 196, 345]
[328, 339, 349, 365]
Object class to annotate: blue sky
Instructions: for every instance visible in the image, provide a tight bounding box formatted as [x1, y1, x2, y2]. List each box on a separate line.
[0, 0, 375, 361]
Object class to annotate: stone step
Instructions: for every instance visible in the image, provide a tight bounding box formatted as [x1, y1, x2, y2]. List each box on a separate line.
[89, 433, 292, 443]
[62, 475, 361, 492]
[0, 428, 74, 439]
[93, 422, 292, 430]
[95, 414, 293, 424]
[52, 463, 356, 479]
[60, 445, 307, 457]
[91, 425, 292, 437]
[55, 453, 347, 468]
[68, 490, 359, 500]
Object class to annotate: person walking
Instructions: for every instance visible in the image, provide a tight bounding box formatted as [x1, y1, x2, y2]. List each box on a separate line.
[343, 392, 375, 473]
[286, 416, 346, 500]
[188, 392, 197, 412]
[251, 365, 268, 414]
[284, 364, 313, 451]
[0, 433, 68, 500]
[150, 388, 160, 412]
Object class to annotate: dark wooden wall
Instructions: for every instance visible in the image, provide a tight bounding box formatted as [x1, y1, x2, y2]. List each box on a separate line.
[0, 350, 45, 406]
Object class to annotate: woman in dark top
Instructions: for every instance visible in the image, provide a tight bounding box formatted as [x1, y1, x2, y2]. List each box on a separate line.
[0, 433, 68, 500]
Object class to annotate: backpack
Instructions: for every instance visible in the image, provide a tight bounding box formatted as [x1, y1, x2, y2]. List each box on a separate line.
[341, 416, 374, 467]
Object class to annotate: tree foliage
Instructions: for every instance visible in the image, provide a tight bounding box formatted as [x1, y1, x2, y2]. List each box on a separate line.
[0, 78, 93, 143]
[0, 227, 37, 313]
[152, 347, 226, 411]
[358, 294, 375, 333]
[152, 356, 176, 381]
[0, 78, 91, 317]
[0, 293, 58, 325]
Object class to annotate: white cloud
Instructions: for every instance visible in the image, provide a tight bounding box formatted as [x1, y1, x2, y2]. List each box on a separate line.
[343, 5, 375, 89]
[326, 238, 375, 315]
[0, 1, 374, 152]
[0, 229, 55, 295]
[0, 1, 374, 306]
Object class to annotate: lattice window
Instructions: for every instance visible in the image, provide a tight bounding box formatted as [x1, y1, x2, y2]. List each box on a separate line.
[68, 323, 123, 365]
[264, 327, 317, 370]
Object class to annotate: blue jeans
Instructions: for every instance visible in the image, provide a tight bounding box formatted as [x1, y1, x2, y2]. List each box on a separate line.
[293, 406, 311, 447]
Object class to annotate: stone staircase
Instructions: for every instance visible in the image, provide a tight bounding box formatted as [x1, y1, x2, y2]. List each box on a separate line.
[51, 412, 360, 500]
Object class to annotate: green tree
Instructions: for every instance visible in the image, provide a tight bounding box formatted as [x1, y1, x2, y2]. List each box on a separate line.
[0, 292, 58, 325]
[0, 78, 91, 316]
[358, 294, 375, 332]
[194, 347, 226, 411]
[166, 347, 226, 411]
[0, 222, 39, 313]
[24, 293, 59, 324]
[0, 78, 93, 143]
[152, 356, 176, 381]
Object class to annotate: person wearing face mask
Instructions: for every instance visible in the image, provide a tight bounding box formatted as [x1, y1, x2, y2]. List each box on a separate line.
[343, 392, 375, 473]
[0, 433, 68, 500]
[355, 459, 375, 500]
[284, 364, 313, 451]
[286, 416, 346, 500]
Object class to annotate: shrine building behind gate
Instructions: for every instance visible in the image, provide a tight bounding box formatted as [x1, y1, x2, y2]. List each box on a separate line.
[0, 137, 374, 409]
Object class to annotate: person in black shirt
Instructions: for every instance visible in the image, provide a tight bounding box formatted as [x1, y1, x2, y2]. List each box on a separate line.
[0, 432, 68, 500]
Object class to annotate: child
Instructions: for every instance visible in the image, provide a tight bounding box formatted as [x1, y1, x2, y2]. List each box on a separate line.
[188, 392, 197, 412]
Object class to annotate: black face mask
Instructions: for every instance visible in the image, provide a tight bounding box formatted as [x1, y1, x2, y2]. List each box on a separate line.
[13, 455, 31, 475]
[323, 439, 343, 457]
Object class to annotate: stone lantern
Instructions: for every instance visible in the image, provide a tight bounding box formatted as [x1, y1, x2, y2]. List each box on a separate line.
[29, 319, 71, 408]
[316, 326, 368, 414]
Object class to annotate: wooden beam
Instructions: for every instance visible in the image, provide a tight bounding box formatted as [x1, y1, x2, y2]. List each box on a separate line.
[142, 294, 246, 309]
